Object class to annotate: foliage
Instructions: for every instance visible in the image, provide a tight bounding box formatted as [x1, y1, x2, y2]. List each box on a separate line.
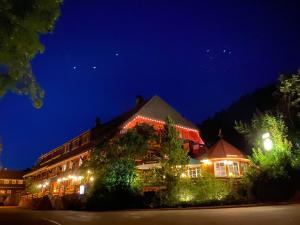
[235, 113, 300, 201]
[235, 113, 293, 172]
[157, 173, 232, 207]
[199, 85, 276, 152]
[24, 177, 40, 194]
[85, 123, 157, 209]
[160, 117, 189, 176]
[146, 118, 231, 207]
[0, 0, 62, 107]
[277, 71, 300, 130]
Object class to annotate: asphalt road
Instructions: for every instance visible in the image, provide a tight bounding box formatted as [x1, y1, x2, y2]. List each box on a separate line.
[0, 204, 300, 225]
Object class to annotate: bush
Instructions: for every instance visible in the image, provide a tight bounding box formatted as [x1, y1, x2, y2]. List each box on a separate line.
[156, 174, 232, 207]
[240, 162, 300, 202]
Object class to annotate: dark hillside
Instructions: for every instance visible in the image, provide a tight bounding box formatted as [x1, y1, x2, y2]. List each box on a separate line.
[199, 84, 277, 154]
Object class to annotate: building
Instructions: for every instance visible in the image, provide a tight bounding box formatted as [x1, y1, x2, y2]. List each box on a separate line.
[0, 169, 25, 205]
[198, 138, 250, 178]
[23, 95, 250, 198]
[23, 96, 204, 197]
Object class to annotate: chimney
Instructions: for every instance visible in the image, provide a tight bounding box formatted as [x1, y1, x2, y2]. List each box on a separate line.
[95, 117, 101, 127]
[135, 95, 144, 106]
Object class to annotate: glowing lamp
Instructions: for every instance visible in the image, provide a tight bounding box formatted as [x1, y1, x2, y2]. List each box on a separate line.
[262, 132, 273, 151]
[201, 159, 211, 165]
[79, 185, 85, 195]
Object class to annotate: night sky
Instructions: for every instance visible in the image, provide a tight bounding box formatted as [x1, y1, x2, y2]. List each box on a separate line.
[1, 0, 300, 170]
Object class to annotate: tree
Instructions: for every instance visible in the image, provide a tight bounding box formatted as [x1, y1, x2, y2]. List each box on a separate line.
[157, 117, 190, 206]
[235, 113, 292, 171]
[0, 0, 63, 108]
[235, 113, 300, 201]
[84, 123, 158, 209]
[276, 71, 300, 140]
[160, 117, 189, 176]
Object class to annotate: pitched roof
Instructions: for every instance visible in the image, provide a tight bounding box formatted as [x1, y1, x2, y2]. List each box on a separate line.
[31, 95, 201, 172]
[201, 138, 246, 159]
[129, 95, 198, 130]
[0, 169, 24, 179]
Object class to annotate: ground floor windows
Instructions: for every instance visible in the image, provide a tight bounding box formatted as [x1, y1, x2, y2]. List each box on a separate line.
[227, 162, 239, 176]
[240, 162, 248, 175]
[213, 160, 247, 177]
[188, 167, 201, 178]
[214, 161, 226, 177]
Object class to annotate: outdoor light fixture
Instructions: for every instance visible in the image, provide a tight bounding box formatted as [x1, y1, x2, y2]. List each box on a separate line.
[79, 185, 85, 195]
[262, 132, 273, 151]
[201, 159, 212, 165]
[89, 176, 94, 182]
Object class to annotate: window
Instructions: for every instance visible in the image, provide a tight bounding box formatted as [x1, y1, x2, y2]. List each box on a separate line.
[82, 134, 90, 144]
[79, 158, 83, 167]
[214, 161, 226, 177]
[188, 167, 201, 178]
[228, 162, 239, 176]
[240, 162, 248, 175]
[7, 190, 11, 194]
[18, 180, 23, 185]
[0, 190, 5, 194]
[4, 179, 9, 184]
[72, 139, 80, 149]
[62, 164, 67, 172]
[69, 161, 73, 170]
[11, 180, 17, 184]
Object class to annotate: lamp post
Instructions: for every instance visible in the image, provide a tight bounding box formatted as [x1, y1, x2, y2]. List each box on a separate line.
[262, 132, 273, 151]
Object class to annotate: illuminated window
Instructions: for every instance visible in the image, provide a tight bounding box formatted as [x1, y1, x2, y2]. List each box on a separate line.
[62, 164, 67, 172]
[0, 190, 5, 194]
[69, 161, 73, 169]
[188, 167, 201, 178]
[7, 190, 11, 194]
[4, 179, 9, 184]
[214, 161, 226, 177]
[11, 180, 17, 184]
[18, 180, 23, 185]
[79, 158, 83, 167]
[228, 162, 239, 176]
[240, 162, 248, 175]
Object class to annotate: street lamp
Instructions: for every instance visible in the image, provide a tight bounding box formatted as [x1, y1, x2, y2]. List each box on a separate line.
[262, 132, 273, 151]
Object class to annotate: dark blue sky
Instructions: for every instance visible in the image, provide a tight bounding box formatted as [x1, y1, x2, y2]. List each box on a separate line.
[1, 0, 300, 170]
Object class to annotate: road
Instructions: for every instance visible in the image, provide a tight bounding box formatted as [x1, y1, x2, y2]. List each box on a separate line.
[0, 204, 300, 225]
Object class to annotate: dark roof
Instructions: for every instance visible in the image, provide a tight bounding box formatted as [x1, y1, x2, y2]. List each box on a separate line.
[34, 143, 93, 170]
[95, 95, 199, 132]
[199, 138, 247, 159]
[0, 170, 24, 179]
[130, 95, 198, 130]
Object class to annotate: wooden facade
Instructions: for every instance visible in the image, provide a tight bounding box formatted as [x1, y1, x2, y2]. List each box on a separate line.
[0, 170, 25, 205]
[23, 96, 249, 199]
